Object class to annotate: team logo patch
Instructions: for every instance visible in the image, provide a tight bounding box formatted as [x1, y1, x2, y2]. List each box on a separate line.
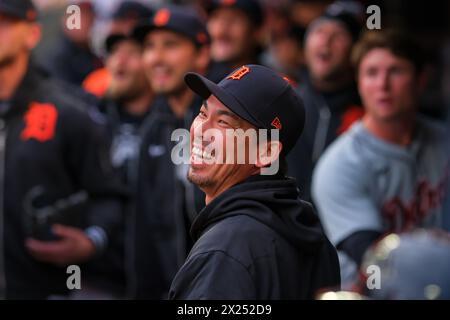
[227, 66, 250, 80]
[271, 117, 282, 130]
[154, 8, 171, 27]
[21, 102, 58, 142]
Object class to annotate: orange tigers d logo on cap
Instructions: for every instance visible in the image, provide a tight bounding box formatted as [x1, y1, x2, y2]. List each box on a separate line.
[227, 66, 250, 80]
[154, 8, 171, 27]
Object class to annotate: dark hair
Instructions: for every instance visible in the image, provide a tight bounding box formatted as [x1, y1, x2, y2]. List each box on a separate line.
[351, 29, 426, 73]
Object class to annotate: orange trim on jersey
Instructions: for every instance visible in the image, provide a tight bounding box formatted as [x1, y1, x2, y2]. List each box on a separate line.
[337, 105, 364, 135]
[82, 68, 111, 98]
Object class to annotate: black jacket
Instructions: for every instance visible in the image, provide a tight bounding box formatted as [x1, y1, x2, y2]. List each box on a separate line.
[84, 97, 151, 297]
[43, 35, 103, 86]
[287, 71, 362, 201]
[96, 95, 204, 299]
[0, 65, 124, 299]
[130, 96, 205, 298]
[169, 174, 340, 299]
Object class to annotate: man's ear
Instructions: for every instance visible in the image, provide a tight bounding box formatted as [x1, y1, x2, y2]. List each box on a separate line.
[26, 23, 42, 51]
[256, 140, 282, 169]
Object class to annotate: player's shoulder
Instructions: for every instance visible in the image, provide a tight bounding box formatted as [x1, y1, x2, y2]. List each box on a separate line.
[191, 215, 274, 266]
[317, 122, 367, 171]
[45, 80, 107, 127]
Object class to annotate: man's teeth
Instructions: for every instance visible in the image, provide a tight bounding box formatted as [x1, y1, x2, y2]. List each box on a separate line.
[192, 146, 214, 160]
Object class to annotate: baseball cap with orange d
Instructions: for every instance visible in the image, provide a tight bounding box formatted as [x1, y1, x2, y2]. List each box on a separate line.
[185, 64, 305, 155]
[0, 0, 38, 21]
[132, 5, 210, 48]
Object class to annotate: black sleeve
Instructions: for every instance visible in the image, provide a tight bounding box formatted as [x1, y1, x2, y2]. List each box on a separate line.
[337, 230, 383, 266]
[62, 105, 127, 251]
[169, 251, 256, 300]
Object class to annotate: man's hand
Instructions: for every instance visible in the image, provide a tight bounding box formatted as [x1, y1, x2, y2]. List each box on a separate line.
[25, 224, 96, 266]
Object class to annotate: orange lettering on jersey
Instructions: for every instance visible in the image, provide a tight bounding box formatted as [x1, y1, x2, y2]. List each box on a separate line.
[21, 102, 58, 142]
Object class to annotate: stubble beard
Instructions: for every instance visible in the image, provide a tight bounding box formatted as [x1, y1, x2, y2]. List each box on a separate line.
[187, 167, 215, 190]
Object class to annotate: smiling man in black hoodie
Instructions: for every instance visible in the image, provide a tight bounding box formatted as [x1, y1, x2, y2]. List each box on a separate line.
[168, 65, 340, 300]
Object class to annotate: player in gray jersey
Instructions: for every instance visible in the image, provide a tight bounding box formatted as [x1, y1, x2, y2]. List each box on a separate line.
[312, 30, 450, 285]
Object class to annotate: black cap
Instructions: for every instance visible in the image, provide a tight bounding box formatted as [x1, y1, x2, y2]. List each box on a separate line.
[105, 33, 140, 54]
[207, 0, 264, 27]
[307, 1, 362, 42]
[185, 65, 305, 155]
[0, 0, 38, 21]
[111, 1, 153, 21]
[133, 6, 210, 47]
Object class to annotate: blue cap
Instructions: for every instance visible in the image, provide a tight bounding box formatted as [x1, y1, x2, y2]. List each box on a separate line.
[308, 1, 362, 42]
[111, 1, 153, 21]
[185, 64, 305, 155]
[105, 33, 139, 54]
[133, 5, 210, 47]
[0, 0, 37, 21]
[207, 0, 264, 27]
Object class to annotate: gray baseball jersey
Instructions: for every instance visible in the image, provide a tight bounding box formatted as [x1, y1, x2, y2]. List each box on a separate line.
[312, 118, 449, 284]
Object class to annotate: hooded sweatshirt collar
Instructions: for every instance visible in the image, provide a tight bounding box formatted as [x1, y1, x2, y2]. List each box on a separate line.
[190, 174, 325, 254]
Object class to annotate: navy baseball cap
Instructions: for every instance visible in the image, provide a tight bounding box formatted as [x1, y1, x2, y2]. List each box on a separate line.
[307, 1, 362, 42]
[185, 65, 305, 155]
[133, 6, 210, 47]
[111, 1, 153, 21]
[207, 0, 264, 27]
[0, 0, 38, 21]
[105, 33, 140, 54]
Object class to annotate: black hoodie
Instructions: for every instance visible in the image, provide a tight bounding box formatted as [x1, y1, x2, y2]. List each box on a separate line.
[169, 174, 340, 300]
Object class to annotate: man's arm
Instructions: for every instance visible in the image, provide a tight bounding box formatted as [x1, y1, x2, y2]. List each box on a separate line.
[26, 106, 126, 264]
[65, 106, 126, 253]
[169, 251, 256, 300]
[337, 230, 382, 266]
